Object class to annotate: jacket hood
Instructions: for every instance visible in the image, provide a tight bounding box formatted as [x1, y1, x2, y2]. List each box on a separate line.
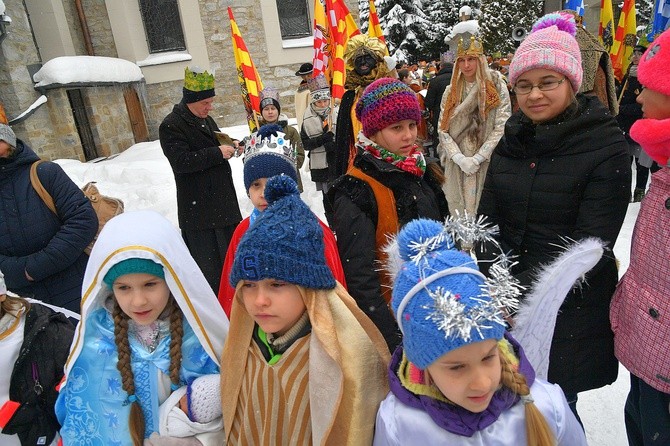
[387, 333, 535, 437]
[62, 210, 229, 382]
[498, 94, 625, 159]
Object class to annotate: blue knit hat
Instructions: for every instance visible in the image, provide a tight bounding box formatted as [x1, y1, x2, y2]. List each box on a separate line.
[243, 124, 298, 191]
[390, 219, 506, 369]
[103, 258, 166, 288]
[230, 175, 335, 289]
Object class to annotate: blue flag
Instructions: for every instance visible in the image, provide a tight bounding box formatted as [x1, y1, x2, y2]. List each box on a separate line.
[648, 0, 670, 42]
[565, 0, 585, 16]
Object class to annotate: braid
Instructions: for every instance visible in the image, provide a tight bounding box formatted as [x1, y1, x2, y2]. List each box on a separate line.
[499, 348, 556, 446]
[168, 299, 184, 387]
[113, 303, 145, 446]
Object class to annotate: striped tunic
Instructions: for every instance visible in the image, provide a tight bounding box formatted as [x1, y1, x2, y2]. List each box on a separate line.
[228, 335, 312, 445]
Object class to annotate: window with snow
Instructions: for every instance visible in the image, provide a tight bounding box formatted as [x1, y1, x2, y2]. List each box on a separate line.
[138, 0, 186, 53]
[276, 0, 311, 39]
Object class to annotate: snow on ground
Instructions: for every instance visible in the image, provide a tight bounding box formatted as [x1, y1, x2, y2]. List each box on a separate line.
[56, 130, 644, 446]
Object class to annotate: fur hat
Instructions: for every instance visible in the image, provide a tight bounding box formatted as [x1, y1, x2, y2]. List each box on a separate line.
[389, 219, 506, 369]
[259, 87, 281, 113]
[183, 66, 216, 104]
[509, 12, 583, 93]
[295, 63, 313, 76]
[243, 124, 298, 191]
[230, 175, 336, 289]
[355, 78, 421, 137]
[0, 269, 6, 295]
[0, 124, 17, 148]
[103, 258, 165, 288]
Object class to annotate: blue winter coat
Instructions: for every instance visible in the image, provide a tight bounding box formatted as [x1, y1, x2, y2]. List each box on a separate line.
[0, 140, 97, 311]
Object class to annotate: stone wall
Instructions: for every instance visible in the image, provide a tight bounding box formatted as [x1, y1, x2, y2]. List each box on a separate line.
[63, 0, 118, 58]
[0, 2, 59, 159]
[86, 85, 137, 157]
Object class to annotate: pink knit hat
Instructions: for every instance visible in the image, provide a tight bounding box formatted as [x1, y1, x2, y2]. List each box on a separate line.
[509, 12, 583, 93]
[637, 28, 670, 96]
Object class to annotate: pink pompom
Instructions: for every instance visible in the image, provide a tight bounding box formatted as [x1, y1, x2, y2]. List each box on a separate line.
[531, 12, 577, 37]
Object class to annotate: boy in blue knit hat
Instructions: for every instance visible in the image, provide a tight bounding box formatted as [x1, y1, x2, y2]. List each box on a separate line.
[373, 218, 586, 445]
[217, 125, 346, 316]
[220, 175, 389, 446]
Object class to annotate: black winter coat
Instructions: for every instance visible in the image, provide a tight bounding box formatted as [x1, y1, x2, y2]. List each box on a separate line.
[3, 303, 75, 445]
[616, 72, 643, 134]
[0, 142, 97, 312]
[424, 64, 454, 133]
[330, 152, 449, 351]
[159, 101, 242, 230]
[334, 89, 357, 178]
[478, 94, 631, 393]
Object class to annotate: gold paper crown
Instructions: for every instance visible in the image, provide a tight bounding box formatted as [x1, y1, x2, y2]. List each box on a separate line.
[457, 36, 484, 58]
[184, 67, 215, 92]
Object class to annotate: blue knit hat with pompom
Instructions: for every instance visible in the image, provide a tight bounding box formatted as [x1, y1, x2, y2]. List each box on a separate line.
[230, 175, 335, 289]
[391, 219, 506, 369]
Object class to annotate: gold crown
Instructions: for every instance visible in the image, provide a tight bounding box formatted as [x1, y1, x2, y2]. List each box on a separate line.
[184, 67, 215, 92]
[457, 36, 484, 58]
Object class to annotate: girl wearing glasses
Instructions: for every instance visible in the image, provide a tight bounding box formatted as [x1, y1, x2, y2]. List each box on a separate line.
[477, 12, 630, 427]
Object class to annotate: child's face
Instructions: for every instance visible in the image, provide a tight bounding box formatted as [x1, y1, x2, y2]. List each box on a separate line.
[637, 86, 670, 120]
[370, 119, 418, 157]
[248, 177, 269, 212]
[241, 279, 306, 336]
[113, 273, 171, 325]
[426, 339, 501, 413]
[262, 105, 279, 123]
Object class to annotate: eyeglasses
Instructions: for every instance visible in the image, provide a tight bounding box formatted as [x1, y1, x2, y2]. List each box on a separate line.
[513, 77, 567, 95]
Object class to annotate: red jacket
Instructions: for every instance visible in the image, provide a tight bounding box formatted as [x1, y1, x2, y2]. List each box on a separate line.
[218, 215, 347, 317]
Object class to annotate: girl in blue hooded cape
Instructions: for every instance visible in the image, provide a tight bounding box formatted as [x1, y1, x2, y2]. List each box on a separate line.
[55, 210, 229, 446]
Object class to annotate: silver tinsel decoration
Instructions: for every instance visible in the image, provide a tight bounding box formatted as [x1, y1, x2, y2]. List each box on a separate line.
[419, 214, 524, 341]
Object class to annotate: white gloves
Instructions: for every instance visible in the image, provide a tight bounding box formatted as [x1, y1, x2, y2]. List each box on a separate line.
[452, 153, 483, 175]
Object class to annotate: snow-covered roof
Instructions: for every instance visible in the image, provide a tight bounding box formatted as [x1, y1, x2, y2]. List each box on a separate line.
[447, 20, 480, 41]
[33, 56, 144, 88]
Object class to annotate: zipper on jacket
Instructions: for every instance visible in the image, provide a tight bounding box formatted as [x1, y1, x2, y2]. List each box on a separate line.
[32, 362, 43, 396]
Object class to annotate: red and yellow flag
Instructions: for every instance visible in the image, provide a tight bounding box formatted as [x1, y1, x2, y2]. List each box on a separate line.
[228, 7, 264, 132]
[368, 0, 385, 44]
[325, 0, 360, 100]
[313, 0, 330, 78]
[610, 0, 637, 81]
[599, 0, 615, 52]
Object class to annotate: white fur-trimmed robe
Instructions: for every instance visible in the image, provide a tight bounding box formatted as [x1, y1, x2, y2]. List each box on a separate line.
[437, 71, 511, 216]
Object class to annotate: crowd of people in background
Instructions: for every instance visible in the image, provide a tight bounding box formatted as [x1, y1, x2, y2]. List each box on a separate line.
[1, 8, 668, 446]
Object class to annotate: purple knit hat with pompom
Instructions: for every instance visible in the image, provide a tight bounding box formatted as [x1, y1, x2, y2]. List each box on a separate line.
[509, 12, 583, 93]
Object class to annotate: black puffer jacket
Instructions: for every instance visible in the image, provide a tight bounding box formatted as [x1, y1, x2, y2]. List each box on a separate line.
[330, 152, 449, 351]
[0, 142, 97, 312]
[3, 302, 74, 444]
[159, 101, 242, 230]
[477, 94, 630, 393]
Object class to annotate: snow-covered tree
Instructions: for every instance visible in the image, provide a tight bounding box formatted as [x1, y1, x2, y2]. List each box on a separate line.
[373, 0, 432, 61]
[480, 0, 542, 55]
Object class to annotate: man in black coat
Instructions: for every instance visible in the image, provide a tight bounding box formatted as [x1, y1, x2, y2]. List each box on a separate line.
[159, 67, 242, 293]
[423, 58, 453, 156]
